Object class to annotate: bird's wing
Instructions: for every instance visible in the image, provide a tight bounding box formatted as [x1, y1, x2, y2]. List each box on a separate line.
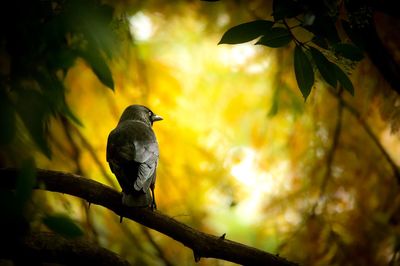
[134, 152, 157, 192]
[107, 120, 159, 192]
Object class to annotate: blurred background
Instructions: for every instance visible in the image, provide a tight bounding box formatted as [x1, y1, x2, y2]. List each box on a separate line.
[1, 0, 400, 265]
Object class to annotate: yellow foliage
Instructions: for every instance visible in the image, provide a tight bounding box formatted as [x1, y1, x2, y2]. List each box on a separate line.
[29, 3, 400, 266]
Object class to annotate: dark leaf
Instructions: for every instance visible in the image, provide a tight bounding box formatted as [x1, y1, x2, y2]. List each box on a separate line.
[272, 0, 303, 20]
[310, 47, 337, 87]
[63, 104, 83, 127]
[311, 36, 328, 49]
[96, 4, 114, 25]
[16, 90, 52, 158]
[218, 20, 274, 44]
[66, 0, 116, 58]
[332, 64, 354, 95]
[78, 48, 114, 90]
[16, 159, 37, 209]
[333, 43, 364, 61]
[43, 214, 83, 238]
[256, 27, 292, 48]
[305, 15, 340, 44]
[341, 20, 365, 49]
[294, 46, 314, 100]
[35, 71, 66, 112]
[48, 48, 77, 71]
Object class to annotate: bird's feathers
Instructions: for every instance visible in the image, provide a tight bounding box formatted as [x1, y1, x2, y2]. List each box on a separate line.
[122, 191, 152, 207]
[107, 114, 159, 207]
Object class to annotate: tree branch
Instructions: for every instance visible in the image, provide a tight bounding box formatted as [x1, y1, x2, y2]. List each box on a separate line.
[0, 168, 298, 266]
[0, 232, 130, 266]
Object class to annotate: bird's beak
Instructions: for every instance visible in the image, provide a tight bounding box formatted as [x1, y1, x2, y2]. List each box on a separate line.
[151, 114, 163, 122]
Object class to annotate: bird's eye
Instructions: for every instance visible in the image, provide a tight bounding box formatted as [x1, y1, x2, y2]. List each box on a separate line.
[148, 111, 152, 117]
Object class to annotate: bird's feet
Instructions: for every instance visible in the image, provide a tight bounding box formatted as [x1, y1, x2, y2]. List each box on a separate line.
[150, 201, 157, 211]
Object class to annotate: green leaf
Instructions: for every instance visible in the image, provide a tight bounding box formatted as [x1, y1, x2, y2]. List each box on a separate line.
[332, 64, 354, 95]
[218, 20, 274, 44]
[78, 48, 115, 90]
[310, 47, 337, 88]
[333, 43, 364, 61]
[43, 214, 83, 238]
[294, 46, 314, 100]
[65, 0, 116, 58]
[255, 27, 292, 48]
[35, 70, 66, 112]
[16, 159, 37, 209]
[48, 48, 77, 71]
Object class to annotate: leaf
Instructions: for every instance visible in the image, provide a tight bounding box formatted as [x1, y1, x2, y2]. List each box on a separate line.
[272, 0, 303, 21]
[16, 90, 52, 158]
[310, 47, 337, 88]
[311, 36, 328, 49]
[43, 214, 83, 238]
[341, 20, 365, 49]
[66, 0, 116, 58]
[63, 104, 83, 127]
[35, 70, 66, 112]
[294, 46, 314, 100]
[218, 20, 274, 44]
[305, 15, 340, 44]
[333, 43, 364, 61]
[48, 48, 77, 71]
[16, 159, 37, 209]
[78, 48, 115, 90]
[255, 27, 292, 48]
[332, 64, 354, 95]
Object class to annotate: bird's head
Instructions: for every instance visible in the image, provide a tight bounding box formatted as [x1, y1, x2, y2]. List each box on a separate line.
[118, 105, 163, 126]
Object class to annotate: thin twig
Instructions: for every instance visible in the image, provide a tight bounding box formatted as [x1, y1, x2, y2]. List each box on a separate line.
[61, 117, 83, 175]
[141, 227, 175, 266]
[282, 19, 303, 47]
[328, 89, 400, 184]
[69, 122, 118, 188]
[61, 117, 99, 243]
[311, 90, 343, 214]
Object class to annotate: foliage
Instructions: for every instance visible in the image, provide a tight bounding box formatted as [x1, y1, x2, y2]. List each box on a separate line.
[0, 0, 117, 159]
[0, 0, 122, 253]
[218, 0, 365, 99]
[43, 213, 84, 238]
[1, 0, 400, 266]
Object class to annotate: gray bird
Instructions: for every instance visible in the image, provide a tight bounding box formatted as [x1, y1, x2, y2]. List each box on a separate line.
[106, 105, 162, 213]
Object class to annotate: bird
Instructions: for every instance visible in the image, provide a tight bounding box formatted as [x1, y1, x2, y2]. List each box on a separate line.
[106, 105, 162, 217]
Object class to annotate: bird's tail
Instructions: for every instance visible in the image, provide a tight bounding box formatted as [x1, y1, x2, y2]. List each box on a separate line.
[122, 191, 152, 207]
